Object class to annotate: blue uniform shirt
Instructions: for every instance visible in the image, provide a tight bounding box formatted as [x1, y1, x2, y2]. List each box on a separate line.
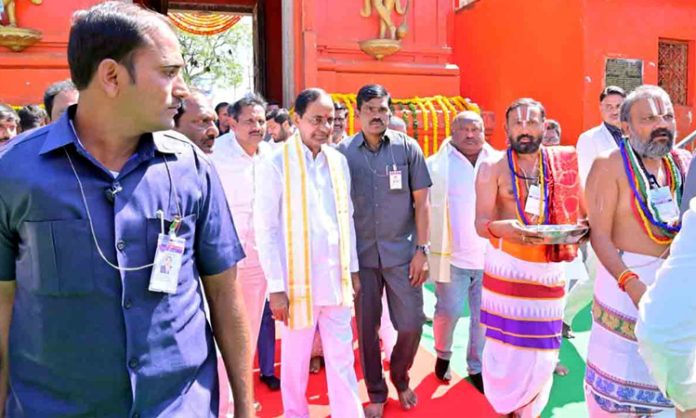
[0, 107, 245, 417]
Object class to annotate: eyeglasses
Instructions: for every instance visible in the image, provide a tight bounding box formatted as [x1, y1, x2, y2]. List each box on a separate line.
[304, 115, 335, 127]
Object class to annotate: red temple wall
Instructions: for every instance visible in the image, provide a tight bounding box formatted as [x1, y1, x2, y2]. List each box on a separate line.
[582, 0, 696, 141]
[0, 0, 101, 105]
[294, 0, 460, 98]
[452, 0, 585, 149]
[453, 0, 696, 148]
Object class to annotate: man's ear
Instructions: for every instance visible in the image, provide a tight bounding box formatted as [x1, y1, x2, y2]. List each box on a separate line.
[95, 58, 124, 99]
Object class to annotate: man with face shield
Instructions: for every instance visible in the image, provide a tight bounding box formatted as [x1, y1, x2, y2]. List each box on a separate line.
[475, 98, 586, 417]
[584, 85, 691, 416]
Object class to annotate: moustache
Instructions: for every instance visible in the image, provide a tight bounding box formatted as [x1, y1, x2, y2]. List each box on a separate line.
[516, 134, 534, 142]
[370, 119, 384, 124]
[650, 128, 674, 141]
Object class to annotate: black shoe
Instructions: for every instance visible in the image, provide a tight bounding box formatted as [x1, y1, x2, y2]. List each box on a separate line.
[468, 373, 484, 394]
[434, 357, 451, 382]
[562, 322, 575, 339]
[259, 374, 280, 391]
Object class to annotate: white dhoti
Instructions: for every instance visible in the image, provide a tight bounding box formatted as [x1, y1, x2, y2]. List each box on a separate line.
[637, 204, 696, 413]
[585, 251, 674, 416]
[481, 241, 565, 417]
[280, 305, 364, 418]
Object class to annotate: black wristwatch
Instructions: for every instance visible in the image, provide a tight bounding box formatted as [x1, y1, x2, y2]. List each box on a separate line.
[416, 243, 431, 255]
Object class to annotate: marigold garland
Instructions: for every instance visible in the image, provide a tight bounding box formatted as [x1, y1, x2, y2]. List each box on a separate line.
[425, 99, 439, 152]
[408, 103, 419, 141]
[415, 98, 430, 155]
[435, 96, 451, 139]
[327, 94, 479, 156]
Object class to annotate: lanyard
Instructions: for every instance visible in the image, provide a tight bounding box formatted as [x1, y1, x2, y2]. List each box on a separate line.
[65, 148, 182, 272]
[634, 152, 661, 189]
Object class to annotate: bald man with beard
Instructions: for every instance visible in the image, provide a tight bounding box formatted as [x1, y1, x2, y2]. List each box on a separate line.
[584, 85, 690, 416]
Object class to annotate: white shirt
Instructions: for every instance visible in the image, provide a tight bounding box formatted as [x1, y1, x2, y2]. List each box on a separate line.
[268, 139, 285, 151]
[576, 123, 618, 187]
[254, 142, 359, 306]
[437, 144, 493, 270]
[211, 133, 270, 269]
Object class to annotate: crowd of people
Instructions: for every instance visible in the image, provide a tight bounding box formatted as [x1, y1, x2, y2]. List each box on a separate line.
[1, 2, 696, 418]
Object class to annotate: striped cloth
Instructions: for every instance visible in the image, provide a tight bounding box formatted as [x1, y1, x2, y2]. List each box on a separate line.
[481, 240, 565, 417]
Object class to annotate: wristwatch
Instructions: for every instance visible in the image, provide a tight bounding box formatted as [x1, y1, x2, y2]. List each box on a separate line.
[416, 243, 431, 255]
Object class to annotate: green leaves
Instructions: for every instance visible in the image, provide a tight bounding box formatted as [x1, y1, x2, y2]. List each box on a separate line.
[176, 19, 252, 90]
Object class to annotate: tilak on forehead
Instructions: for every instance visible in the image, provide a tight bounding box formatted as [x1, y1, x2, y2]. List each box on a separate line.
[514, 105, 538, 125]
[646, 96, 669, 116]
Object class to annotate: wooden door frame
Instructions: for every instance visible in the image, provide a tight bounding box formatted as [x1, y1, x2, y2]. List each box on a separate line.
[140, 0, 272, 100]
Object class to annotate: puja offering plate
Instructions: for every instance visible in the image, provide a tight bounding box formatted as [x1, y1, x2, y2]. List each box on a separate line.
[521, 224, 589, 245]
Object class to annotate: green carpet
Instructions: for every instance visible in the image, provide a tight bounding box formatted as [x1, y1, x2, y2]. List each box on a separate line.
[420, 283, 592, 418]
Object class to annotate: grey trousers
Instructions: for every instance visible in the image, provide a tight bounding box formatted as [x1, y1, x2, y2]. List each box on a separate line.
[356, 262, 425, 403]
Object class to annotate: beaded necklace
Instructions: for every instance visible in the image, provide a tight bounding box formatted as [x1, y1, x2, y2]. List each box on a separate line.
[506, 147, 549, 225]
[619, 139, 683, 244]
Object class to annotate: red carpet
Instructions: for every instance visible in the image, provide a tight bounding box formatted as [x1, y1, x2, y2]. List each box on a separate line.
[221, 330, 499, 417]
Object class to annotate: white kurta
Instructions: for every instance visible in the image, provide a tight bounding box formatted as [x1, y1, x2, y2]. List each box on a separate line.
[211, 134, 270, 358]
[254, 141, 363, 418]
[637, 198, 696, 412]
[576, 123, 618, 187]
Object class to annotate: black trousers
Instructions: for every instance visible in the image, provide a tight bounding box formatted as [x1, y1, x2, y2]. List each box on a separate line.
[355, 262, 425, 403]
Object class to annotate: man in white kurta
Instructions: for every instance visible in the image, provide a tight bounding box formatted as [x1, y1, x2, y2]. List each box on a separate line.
[254, 88, 363, 418]
[637, 197, 696, 416]
[428, 111, 494, 392]
[211, 96, 270, 367]
[563, 85, 627, 335]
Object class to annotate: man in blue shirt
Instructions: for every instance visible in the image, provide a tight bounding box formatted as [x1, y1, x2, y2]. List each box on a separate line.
[0, 3, 252, 417]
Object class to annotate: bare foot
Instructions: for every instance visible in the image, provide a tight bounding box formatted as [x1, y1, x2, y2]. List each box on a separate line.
[554, 362, 569, 376]
[398, 388, 418, 410]
[364, 402, 385, 418]
[309, 356, 322, 374]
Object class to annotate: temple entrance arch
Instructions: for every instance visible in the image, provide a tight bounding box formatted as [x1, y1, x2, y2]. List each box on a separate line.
[139, 0, 289, 105]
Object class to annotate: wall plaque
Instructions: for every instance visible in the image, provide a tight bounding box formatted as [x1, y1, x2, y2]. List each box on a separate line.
[605, 58, 643, 93]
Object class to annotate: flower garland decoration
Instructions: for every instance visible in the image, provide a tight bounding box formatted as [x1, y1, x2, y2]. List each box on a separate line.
[506, 148, 549, 225]
[435, 96, 451, 139]
[619, 139, 683, 244]
[441, 96, 458, 118]
[327, 94, 480, 156]
[400, 104, 410, 134]
[425, 98, 439, 152]
[408, 102, 419, 141]
[415, 97, 430, 155]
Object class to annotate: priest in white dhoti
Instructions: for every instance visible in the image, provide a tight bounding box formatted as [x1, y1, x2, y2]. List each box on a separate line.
[637, 197, 696, 416]
[254, 88, 363, 418]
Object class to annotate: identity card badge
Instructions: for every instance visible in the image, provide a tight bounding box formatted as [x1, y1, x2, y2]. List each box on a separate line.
[650, 186, 680, 223]
[524, 184, 542, 216]
[149, 218, 186, 294]
[389, 165, 403, 191]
